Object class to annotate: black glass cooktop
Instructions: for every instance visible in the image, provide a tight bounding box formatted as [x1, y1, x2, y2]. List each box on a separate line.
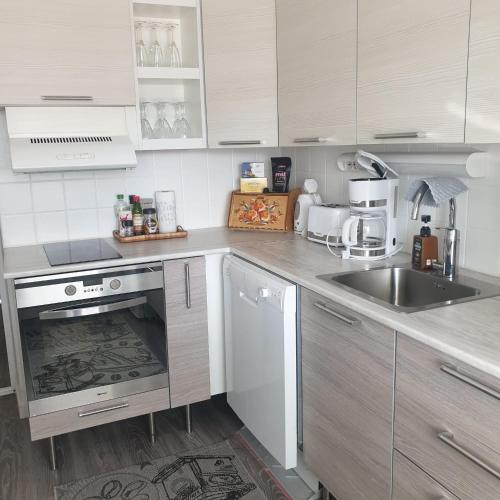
[43, 239, 122, 266]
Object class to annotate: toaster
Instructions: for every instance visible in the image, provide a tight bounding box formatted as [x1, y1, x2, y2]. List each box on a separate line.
[307, 204, 350, 246]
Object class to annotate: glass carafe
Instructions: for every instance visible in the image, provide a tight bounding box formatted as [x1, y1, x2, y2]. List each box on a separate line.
[343, 212, 386, 250]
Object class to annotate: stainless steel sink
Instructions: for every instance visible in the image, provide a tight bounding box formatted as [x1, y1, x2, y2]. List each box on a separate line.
[318, 266, 500, 313]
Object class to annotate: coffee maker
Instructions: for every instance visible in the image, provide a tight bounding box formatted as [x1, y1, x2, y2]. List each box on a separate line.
[341, 177, 401, 260]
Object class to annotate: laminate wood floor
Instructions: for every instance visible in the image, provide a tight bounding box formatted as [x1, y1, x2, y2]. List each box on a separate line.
[0, 394, 244, 500]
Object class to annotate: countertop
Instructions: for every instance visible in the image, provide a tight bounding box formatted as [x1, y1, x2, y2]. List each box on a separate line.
[3, 227, 500, 380]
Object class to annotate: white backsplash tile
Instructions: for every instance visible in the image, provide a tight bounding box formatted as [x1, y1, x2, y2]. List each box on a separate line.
[0, 182, 32, 214]
[31, 181, 66, 212]
[34, 211, 68, 243]
[96, 177, 127, 208]
[1, 214, 36, 246]
[64, 179, 97, 210]
[67, 209, 99, 240]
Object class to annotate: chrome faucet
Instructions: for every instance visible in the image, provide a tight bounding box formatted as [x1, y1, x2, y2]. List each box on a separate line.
[410, 186, 459, 279]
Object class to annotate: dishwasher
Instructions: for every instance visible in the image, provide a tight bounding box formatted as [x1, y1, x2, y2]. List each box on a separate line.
[223, 255, 297, 470]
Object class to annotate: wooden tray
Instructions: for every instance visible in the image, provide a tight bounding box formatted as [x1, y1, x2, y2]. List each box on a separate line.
[113, 227, 187, 243]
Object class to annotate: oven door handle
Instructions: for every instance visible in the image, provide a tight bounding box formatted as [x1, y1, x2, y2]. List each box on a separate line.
[39, 296, 147, 320]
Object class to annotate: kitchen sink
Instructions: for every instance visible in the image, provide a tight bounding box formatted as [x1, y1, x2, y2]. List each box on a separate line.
[318, 266, 500, 313]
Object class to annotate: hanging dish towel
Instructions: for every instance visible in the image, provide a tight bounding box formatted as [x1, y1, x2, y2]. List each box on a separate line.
[406, 177, 468, 206]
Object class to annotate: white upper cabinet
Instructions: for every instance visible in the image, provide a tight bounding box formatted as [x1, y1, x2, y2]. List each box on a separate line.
[201, 0, 278, 148]
[0, 0, 135, 106]
[466, 0, 500, 143]
[357, 0, 470, 144]
[276, 0, 357, 147]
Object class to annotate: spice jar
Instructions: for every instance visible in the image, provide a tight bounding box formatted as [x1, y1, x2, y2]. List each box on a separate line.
[143, 208, 159, 235]
[123, 219, 134, 237]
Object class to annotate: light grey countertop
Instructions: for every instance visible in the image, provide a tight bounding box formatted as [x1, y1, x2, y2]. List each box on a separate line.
[3, 227, 500, 379]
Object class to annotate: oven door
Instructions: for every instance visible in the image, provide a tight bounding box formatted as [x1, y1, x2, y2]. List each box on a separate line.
[18, 288, 168, 416]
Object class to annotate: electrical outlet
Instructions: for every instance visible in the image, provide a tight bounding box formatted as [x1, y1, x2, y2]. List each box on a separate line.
[338, 159, 359, 171]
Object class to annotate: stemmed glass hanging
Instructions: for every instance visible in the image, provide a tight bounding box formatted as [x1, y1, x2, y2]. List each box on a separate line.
[135, 22, 148, 67]
[153, 101, 173, 138]
[172, 102, 191, 138]
[140, 101, 154, 139]
[149, 23, 163, 68]
[165, 23, 182, 67]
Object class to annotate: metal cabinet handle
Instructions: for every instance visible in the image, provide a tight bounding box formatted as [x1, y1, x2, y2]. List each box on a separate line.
[374, 132, 425, 140]
[184, 262, 191, 309]
[437, 431, 500, 480]
[440, 364, 500, 401]
[313, 301, 360, 326]
[293, 137, 332, 144]
[39, 296, 147, 320]
[41, 95, 94, 101]
[78, 402, 129, 417]
[218, 140, 262, 146]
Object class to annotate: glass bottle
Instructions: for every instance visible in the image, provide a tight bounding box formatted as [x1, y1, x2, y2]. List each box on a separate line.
[132, 195, 144, 236]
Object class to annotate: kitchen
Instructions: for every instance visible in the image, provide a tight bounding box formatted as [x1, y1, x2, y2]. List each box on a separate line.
[1, 0, 500, 499]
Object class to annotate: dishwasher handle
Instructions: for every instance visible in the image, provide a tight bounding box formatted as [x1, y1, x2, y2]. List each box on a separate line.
[39, 296, 147, 320]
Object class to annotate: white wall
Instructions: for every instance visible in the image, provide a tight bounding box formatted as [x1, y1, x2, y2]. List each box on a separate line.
[0, 109, 278, 247]
[284, 144, 500, 277]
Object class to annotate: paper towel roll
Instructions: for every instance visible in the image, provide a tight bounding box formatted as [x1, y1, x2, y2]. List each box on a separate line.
[155, 191, 177, 233]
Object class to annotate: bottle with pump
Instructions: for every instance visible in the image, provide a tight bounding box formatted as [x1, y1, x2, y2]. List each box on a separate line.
[412, 215, 438, 271]
[114, 194, 128, 232]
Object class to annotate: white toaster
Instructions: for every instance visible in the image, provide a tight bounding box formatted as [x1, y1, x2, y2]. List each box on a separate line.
[307, 204, 350, 246]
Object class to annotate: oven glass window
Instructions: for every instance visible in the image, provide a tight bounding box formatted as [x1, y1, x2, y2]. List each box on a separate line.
[18, 289, 167, 402]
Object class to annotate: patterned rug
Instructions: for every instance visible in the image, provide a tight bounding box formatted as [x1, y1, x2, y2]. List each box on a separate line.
[55, 438, 293, 500]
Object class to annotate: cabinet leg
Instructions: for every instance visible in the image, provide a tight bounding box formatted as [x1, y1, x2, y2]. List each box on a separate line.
[148, 412, 156, 445]
[49, 436, 57, 471]
[185, 404, 192, 434]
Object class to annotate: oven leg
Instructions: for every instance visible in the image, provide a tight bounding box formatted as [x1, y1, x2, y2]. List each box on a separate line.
[148, 412, 156, 445]
[49, 436, 57, 471]
[185, 404, 192, 434]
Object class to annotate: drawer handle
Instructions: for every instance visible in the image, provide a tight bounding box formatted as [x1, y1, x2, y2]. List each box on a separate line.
[78, 402, 129, 417]
[41, 95, 94, 101]
[440, 364, 500, 401]
[184, 262, 191, 309]
[437, 431, 500, 480]
[218, 140, 262, 146]
[293, 137, 332, 144]
[374, 132, 425, 140]
[313, 301, 360, 326]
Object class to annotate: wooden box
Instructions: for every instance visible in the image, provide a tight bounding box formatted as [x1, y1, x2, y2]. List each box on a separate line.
[227, 189, 300, 232]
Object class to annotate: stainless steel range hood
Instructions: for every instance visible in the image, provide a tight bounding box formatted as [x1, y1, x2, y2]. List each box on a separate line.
[5, 107, 138, 173]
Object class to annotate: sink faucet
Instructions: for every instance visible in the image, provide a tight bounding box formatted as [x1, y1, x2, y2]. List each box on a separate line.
[410, 186, 459, 279]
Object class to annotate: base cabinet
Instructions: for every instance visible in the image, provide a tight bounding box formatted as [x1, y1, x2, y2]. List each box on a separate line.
[301, 288, 395, 500]
[164, 256, 210, 408]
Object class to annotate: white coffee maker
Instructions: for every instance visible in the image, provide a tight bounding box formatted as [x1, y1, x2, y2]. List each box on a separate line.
[341, 151, 401, 260]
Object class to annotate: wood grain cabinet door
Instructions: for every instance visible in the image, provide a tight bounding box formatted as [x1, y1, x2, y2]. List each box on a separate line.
[0, 0, 135, 106]
[276, 0, 356, 147]
[357, 0, 470, 144]
[201, 0, 278, 148]
[301, 288, 395, 500]
[466, 0, 500, 142]
[164, 257, 210, 408]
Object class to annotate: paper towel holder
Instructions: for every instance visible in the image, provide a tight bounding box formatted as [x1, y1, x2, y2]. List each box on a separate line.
[337, 151, 490, 178]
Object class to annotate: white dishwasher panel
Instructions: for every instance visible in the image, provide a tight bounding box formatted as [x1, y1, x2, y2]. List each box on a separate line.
[223, 255, 297, 469]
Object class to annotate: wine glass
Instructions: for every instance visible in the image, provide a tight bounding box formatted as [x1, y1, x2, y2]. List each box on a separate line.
[135, 22, 148, 67]
[165, 23, 182, 68]
[140, 101, 154, 139]
[172, 102, 191, 138]
[149, 23, 163, 68]
[153, 101, 173, 138]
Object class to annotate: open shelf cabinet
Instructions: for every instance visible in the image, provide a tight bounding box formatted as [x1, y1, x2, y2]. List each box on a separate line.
[131, 0, 207, 150]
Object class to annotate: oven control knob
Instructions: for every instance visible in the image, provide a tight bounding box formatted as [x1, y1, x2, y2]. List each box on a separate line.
[110, 279, 121, 290]
[65, 285, 77, 296]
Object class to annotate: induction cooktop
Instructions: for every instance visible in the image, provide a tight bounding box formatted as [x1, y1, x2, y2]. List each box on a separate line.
[43, 239, 122, 266]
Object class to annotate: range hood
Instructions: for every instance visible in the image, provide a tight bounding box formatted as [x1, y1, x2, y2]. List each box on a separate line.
[6, 107, 137, 173]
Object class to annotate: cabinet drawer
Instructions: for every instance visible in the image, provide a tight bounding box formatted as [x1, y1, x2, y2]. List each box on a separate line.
[393, 450, 458, 500]
[301, 288, 394, 500]
[29, 387, 170, 441]
[395, 335, 500, 500]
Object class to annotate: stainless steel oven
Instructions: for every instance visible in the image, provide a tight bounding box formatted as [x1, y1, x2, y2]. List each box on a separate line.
[14, 262, 168, 417]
